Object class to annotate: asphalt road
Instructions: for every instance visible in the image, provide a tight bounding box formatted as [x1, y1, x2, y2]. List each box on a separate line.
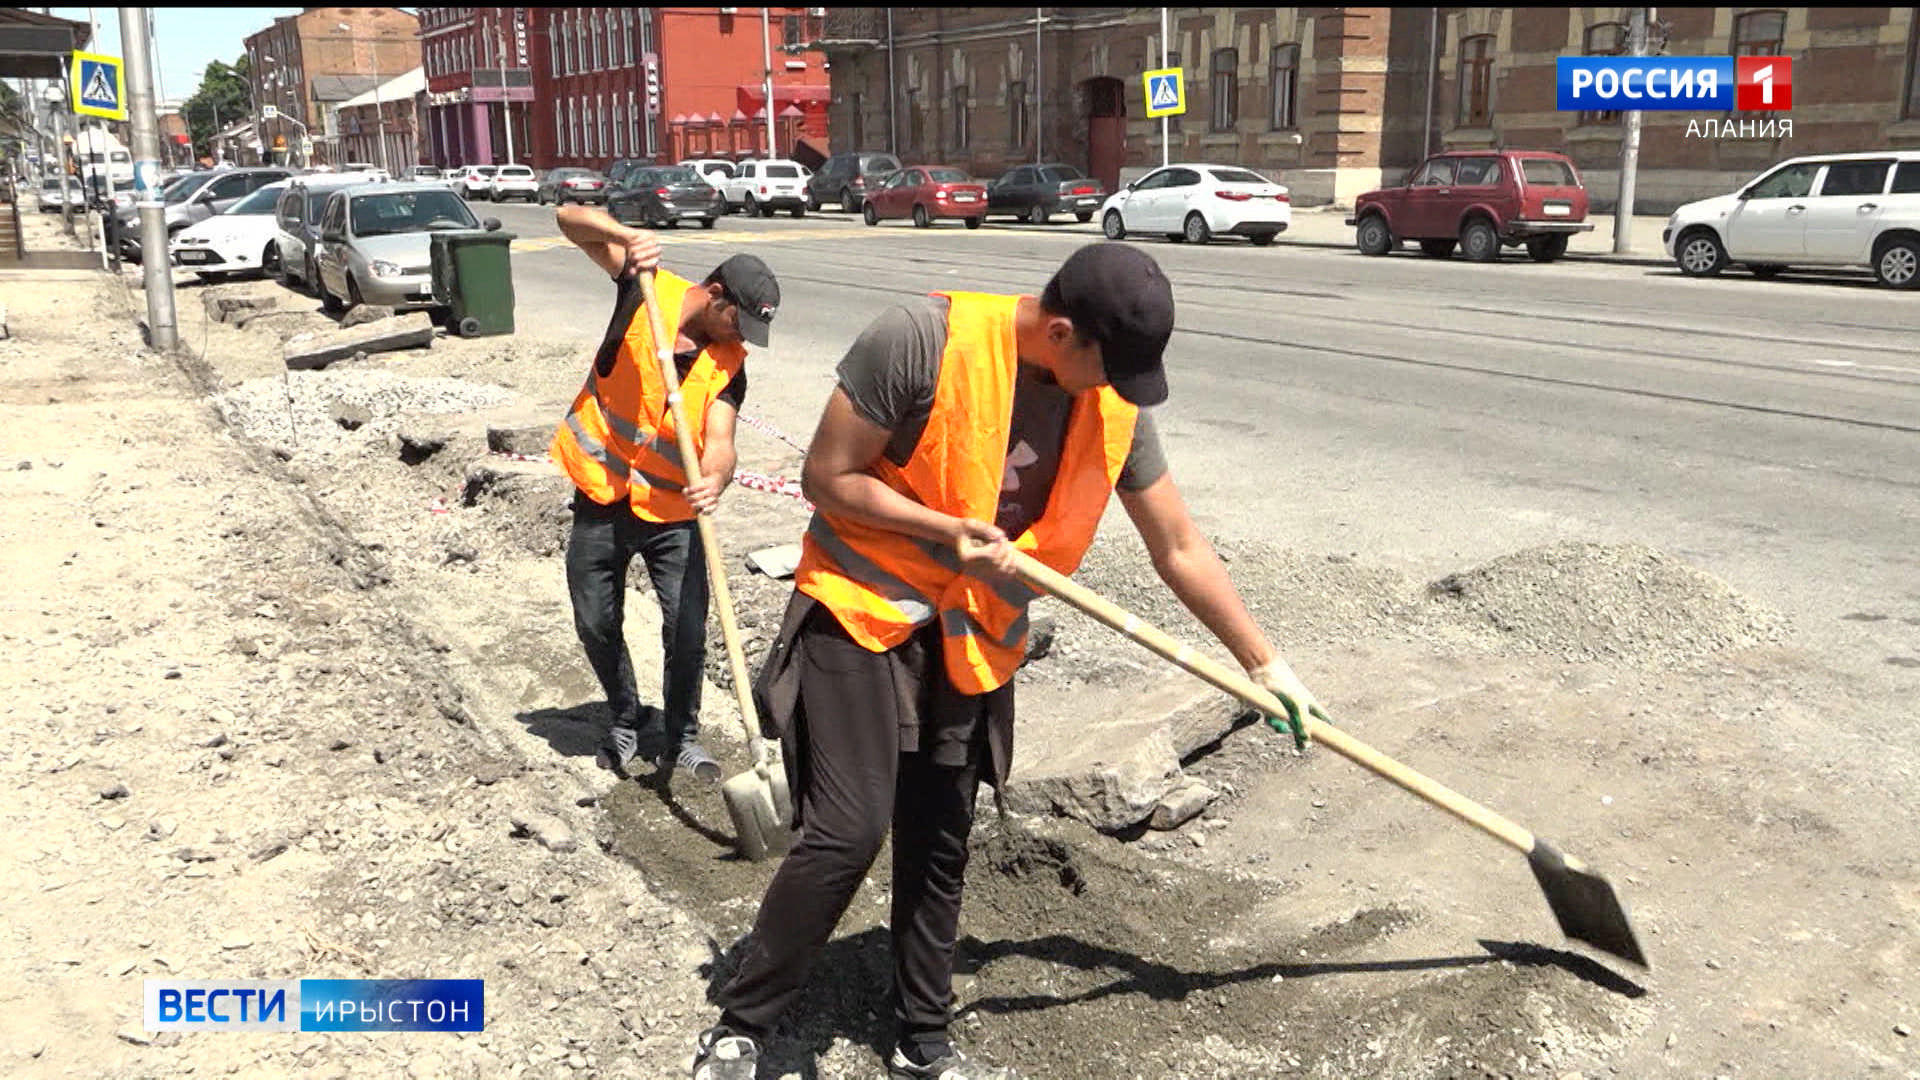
[480, 197, 1920, 697]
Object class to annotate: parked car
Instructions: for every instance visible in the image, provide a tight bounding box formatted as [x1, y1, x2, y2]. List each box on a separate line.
[861, 166, 989, 229]
[486, 164, 539, 202]
[1099, 163, 1290, 245]
[452, 164, 496, 200]
[314, 183, 496, 314]
[1348, 151, 1590, 262]
[114, 166, 293, 263]
[38, 175, 84, 213]
[720, 159, 808, 216]
[1664, 152, 1920, 289]
[275, 176, 376, 294]
[537, 167, 609, 205]
[169, 179, 291, 280]
[678, 158, 738, 189]
[341, 162, 390, 182]
[806, 151, 902, 212]
[986, 162, 1107, 224]
[608, 165, 726, 229]
[404, 165, 446, 184]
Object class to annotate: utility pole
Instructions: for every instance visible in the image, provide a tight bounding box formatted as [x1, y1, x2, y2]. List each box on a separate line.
[1034, 8, 1042, 161]
[1613, 7, 1648, 254]
[495, 14, 514, 163]
[122, 7, 176, 350]
[761, 7, 776, 156]
[1423, 7, 1438, 160]
[52, 82, 74, 235]
[885, 8, 897, 155]
[1159, 7, 1169, 168]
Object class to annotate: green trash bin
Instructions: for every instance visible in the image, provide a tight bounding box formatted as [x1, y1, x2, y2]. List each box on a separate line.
[430, 229, 518, 337]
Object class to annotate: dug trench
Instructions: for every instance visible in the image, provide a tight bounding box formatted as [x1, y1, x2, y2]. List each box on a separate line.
[177, 278, 1916, 1079]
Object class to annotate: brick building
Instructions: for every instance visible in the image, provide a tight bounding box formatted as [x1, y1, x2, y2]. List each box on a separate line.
[821, 7, 1920, 210]
[336, 67, 426, 173]
[421, 6, 534, 167]
[245, 7, 420, 169]
[418, 6, 831, 171]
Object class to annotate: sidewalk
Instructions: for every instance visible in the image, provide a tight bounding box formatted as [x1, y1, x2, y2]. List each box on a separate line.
[1282, 206, 1673, 265]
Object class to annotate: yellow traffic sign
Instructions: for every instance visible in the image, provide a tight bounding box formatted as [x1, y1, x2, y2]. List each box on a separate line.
[71, 51, 127, 121]
[1144, 68, 1185, 119]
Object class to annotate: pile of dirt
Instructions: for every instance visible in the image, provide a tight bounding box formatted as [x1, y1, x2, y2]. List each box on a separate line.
[1426, 541, 1787, 665]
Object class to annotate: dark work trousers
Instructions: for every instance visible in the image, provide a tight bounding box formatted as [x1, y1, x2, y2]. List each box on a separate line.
[717, 605, 985, 1046]
[564, 492, 708, 745]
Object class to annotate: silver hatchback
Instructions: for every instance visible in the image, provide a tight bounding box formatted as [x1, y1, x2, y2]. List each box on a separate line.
[314, 184, 499, 312]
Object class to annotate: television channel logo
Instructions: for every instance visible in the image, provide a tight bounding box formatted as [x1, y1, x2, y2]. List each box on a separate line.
[146, 979, 484, 1033]
[1557, 56, 1792, 112]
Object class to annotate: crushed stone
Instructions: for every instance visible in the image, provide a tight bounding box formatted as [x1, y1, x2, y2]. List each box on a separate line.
[216, 368, 515, 458]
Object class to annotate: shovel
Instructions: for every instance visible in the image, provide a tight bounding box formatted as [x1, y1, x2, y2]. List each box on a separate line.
[974, 542, 1648, 968]
[637, 270, 794, 863]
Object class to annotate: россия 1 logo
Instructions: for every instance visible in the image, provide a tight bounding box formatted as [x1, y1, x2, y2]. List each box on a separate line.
[1557, 56, 1792, 112]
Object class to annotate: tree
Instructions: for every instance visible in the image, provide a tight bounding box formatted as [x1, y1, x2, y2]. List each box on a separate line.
[184, 56, 251, 161]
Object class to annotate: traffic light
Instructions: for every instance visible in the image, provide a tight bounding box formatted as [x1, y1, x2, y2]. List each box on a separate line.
[644, 54, 661, 116]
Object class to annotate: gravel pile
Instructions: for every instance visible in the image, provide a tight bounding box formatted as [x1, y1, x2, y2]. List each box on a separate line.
[216, 368, 515, 458]
[1426, 540, 1787, 664]
[1049, 531, 1784, 677]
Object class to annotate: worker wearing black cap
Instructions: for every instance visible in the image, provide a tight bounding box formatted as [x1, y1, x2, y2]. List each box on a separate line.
[690, 243, 1323, 1080]
[551, 206, 781, 782]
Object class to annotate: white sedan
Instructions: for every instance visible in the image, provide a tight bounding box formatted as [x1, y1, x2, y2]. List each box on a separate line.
[169, 179, 291, 280]
[1098, 163, 1292, 246]
[486, 164, 539, 203]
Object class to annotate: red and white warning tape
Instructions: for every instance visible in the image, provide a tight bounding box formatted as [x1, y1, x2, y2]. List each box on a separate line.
[733, 469, 813, 510]
[738, 412, 810, 455]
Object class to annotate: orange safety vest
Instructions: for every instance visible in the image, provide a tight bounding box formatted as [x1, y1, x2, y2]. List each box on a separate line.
[795, 291, 1138, 694]
[550, 271, 745, 523]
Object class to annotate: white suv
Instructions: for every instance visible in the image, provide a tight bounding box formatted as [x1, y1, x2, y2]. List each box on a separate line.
[721, 159, 808, 217]
[486, 164, 539, 203]
[1665, 151, 1920, 289]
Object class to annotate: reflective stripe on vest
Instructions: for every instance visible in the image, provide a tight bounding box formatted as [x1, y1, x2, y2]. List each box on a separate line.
[794, 291, 1137, 694]
[549, 271, 744, 521]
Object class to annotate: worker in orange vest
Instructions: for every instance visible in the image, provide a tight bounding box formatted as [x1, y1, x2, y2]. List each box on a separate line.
[690, 243, 1322, 1080]
[551, 207, 781, 782]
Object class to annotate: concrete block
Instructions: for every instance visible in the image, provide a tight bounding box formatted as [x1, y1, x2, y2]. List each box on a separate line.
[747, 543, 803, 580]
[1002, 724, 1183, 832]
[329, 399, 371, 430]
[1149, 779, 1219, 831]
[283, 312, 434, 371]
[460, 456, 565, 507]
[339, 303, 396, 329]
[396, 426, 453, 465]
[203, 292, 278, 324]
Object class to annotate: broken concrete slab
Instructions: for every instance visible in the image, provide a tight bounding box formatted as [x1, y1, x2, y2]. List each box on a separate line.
[1149, 779, 1219, 831]
[1004, 669, 1263, 832]
[396, 426, 454, 465]
[460, 456, 566, 507]
[283, 312, 434, 371]
[486, 422, 555, 458]
[234, 308, 322, 332]
[746, 543, 803, 580]
[330, 399, 372, 431]
[203, 292, 279, 324]
[340, 303, 396, 329]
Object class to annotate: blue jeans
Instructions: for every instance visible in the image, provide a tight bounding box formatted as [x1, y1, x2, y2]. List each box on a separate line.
[564, 492, 708, 746]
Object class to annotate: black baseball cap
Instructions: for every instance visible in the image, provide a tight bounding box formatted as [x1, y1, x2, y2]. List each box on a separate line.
[708, 253, 780, 347]
[1039, 243, 1175, 406]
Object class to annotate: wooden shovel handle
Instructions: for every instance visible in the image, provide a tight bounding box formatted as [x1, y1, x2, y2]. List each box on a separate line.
[638, 271, 761, 746]
[978, 541, 1540, 855]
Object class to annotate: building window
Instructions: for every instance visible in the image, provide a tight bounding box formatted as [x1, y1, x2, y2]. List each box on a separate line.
[1732, 10, 1787, 56]
[622, 9, 633, 67]
[1269, 43, 1298, 130]
[599, 93, 609, 158]
[951, 85, 968, 148]
[628, 90, 639, 154]
[784, 14, 802, 49]
[851, 90, 865, 152]
[554, 99, 563, 157]
[1457, 33, 1494, 127]
[1007, 80, 1028, 152]
[1583, 23, 1625, 124]
[1209, 48, 1238, 131]
[565, 97, 575, 158]
[1907, 8, 1920, 118]
[550, 16, 559, 74]
[613, 97, 624, 156]
[574, 13, 586, 74]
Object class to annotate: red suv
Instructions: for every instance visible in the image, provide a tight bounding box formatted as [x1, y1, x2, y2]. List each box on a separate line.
[1347, 151, 1592, 262]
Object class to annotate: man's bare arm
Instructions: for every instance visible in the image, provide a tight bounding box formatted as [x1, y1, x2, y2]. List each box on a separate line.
[556, 204, 659, 280]
[1118, 473, 1276, 671]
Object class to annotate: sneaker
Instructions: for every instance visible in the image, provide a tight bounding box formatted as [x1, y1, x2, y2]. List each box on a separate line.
[888, 1044, 1022, 1080]
[690, 1025, 758, 1080]
[663, 739, 723, 783]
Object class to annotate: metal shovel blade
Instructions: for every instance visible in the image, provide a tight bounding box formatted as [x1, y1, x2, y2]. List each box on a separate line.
[1528, 839, 1648, 968]
[720, 741, 795, 863]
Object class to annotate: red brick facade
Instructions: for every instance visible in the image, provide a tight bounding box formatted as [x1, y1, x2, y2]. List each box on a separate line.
[244, 7, 419, 168]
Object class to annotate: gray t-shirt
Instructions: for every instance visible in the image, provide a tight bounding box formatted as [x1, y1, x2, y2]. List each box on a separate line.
[836, 296, 1168, 538]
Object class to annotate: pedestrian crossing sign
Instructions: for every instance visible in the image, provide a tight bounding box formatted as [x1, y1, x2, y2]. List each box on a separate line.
[1144, 68, 1185, 119]
[71, 51, 127, 121]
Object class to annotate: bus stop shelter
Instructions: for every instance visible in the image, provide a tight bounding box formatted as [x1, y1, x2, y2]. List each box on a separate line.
[0, 8, 98, 269]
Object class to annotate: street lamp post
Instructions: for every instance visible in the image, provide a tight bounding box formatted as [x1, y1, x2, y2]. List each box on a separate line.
[337, 22, 389, 174]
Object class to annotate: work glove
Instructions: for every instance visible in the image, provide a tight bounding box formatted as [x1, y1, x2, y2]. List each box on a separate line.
[1249, 657, 1329, 752]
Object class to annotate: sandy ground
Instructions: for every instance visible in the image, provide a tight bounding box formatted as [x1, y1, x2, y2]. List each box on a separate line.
[1, 227, 1915, 1080]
